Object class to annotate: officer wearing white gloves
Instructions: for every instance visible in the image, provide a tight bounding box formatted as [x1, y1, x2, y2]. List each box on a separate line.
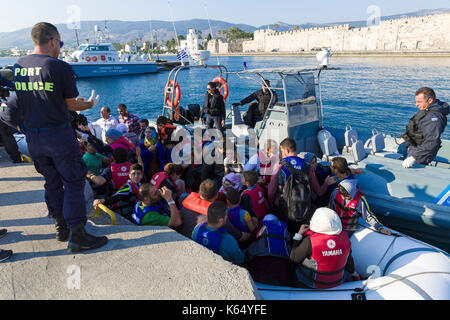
[402, 87, 449, 168]
[13, 22, 107, 253]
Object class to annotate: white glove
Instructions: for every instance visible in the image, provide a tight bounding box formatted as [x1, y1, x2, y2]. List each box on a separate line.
[402, 156, 416, 168]
[88, 89, 100, 107]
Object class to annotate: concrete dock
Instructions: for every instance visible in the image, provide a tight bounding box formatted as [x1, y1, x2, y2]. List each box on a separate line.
[0, 148, 260, 300]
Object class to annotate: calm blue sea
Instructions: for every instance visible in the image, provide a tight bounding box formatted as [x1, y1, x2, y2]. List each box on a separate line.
[2, 55, 449, 139]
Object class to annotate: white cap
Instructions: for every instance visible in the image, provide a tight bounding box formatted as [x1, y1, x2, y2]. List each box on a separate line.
[309, 208, 342, 235]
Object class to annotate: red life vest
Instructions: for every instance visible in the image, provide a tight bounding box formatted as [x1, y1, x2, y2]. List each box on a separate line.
[258, 151, 272, 184]
[300, 231, 351, 289]
[150, 172, 178, 197]
[334, 190, 363, 230]
[159, 123, 177, 141]
[241, 184, 268, 220]
[182, 192, 212, 216]
[110, 162, 132, 189]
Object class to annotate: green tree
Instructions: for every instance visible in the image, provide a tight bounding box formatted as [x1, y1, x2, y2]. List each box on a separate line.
[226, 27, 253, 40]
[112, 43, 123, 51]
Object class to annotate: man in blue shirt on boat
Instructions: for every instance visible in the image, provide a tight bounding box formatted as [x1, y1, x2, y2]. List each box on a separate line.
[402, 87, 449, 168]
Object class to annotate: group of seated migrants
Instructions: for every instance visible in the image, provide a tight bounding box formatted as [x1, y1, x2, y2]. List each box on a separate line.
[74, 105, 393, 289]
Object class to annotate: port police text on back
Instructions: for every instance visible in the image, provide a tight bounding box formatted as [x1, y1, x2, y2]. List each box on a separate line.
[14, 67, 55, 92]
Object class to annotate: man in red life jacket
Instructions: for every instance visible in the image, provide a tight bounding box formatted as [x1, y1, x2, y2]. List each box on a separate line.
[241, 171, 269, 224]
[175, 179, 245, 244]
[290, 208, 358, 289]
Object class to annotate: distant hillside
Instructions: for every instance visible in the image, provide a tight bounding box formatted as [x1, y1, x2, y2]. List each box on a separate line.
[0, 19, 257, 49]
[0, 8, 448, 49]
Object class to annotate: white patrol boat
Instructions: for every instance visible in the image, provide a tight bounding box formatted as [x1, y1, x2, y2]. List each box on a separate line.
[64, 26, 158, 78]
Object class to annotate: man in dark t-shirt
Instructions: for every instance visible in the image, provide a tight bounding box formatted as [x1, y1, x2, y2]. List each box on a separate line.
[13, 22, 107, 253]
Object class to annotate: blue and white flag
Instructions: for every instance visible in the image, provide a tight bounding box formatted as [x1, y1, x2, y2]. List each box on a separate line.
[177, 48, 189, 60]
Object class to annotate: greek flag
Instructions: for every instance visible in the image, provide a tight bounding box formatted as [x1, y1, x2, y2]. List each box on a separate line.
[177, 48, 189, 60]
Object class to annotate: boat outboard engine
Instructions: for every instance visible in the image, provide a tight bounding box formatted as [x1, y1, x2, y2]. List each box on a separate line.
[186, 104, 201, 122]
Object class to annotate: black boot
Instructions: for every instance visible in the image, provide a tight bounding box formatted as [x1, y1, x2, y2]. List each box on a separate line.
[0, 249, 13, 262]
[68, 224, 108, 253]
[54, 215, 70, 242]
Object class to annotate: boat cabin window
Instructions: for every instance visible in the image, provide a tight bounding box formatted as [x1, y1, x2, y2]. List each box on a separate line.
[275, 73, 316, 106]
[85, 45, 110, 52]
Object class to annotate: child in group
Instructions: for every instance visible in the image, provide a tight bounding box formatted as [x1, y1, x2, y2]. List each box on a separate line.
[240, 170, 269, 225]
[93, 163, 144, 221]
[225, 188, 258, 248]
[330, 179, 392, 236]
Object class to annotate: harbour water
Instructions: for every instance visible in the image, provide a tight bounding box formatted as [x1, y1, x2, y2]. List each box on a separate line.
[2, 55, 449, 139]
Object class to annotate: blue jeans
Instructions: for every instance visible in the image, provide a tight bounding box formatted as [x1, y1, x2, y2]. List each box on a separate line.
[26, 126, 88, 228]
[205, 114, 224, 131]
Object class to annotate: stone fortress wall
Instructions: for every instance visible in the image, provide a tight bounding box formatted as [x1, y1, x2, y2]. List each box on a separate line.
[208, 13, 450, 53]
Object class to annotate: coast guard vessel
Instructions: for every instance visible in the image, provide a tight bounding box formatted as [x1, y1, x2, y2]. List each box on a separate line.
[64, 26, 158, 78]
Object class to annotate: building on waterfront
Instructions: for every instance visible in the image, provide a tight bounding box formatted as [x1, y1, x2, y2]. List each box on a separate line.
[209, 12, 450, 54]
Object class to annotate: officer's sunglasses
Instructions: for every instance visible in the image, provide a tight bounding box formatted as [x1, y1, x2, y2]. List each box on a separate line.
[50, 37, 64, 48]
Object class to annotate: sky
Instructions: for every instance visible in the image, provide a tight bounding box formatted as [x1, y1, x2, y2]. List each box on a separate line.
[0, 0, 448, 32]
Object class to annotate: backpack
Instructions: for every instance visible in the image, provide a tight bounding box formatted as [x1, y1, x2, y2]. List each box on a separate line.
[279, 160, 315, 224]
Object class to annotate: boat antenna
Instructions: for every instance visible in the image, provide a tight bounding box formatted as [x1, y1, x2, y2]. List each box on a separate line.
[167, 1, 180, 48]
[204, 3, 220, 66]
[104, 19, 110, 41]
[74, 29, 80, 47]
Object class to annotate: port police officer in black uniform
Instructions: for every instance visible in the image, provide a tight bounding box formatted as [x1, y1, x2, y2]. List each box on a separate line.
[13, 22, 107, 252]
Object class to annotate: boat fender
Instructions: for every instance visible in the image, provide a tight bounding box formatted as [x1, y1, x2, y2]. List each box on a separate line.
[213, 76, 229, 100]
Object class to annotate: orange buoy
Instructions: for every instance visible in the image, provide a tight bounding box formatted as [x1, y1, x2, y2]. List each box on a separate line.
[164, 80, 182, 121]
[213, 76, 229, 100]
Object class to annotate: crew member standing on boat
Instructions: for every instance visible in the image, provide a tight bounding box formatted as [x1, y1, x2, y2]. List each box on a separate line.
[202, 82, 226, 131]
[402, 87, 449, 168]
[13, 22, 108, 252]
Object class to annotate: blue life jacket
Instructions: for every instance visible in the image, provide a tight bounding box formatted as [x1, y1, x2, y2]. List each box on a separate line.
[262, 220, 290, 257]
[281, 156, 305, 180]
[194, 223, 226, 255]
[131, 201, 170, 225]
[227, 206, 250, 233]
[246, 219, 290, 260]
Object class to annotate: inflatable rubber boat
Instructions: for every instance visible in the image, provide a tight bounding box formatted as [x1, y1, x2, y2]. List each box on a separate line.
[255, 220, 450, 300]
